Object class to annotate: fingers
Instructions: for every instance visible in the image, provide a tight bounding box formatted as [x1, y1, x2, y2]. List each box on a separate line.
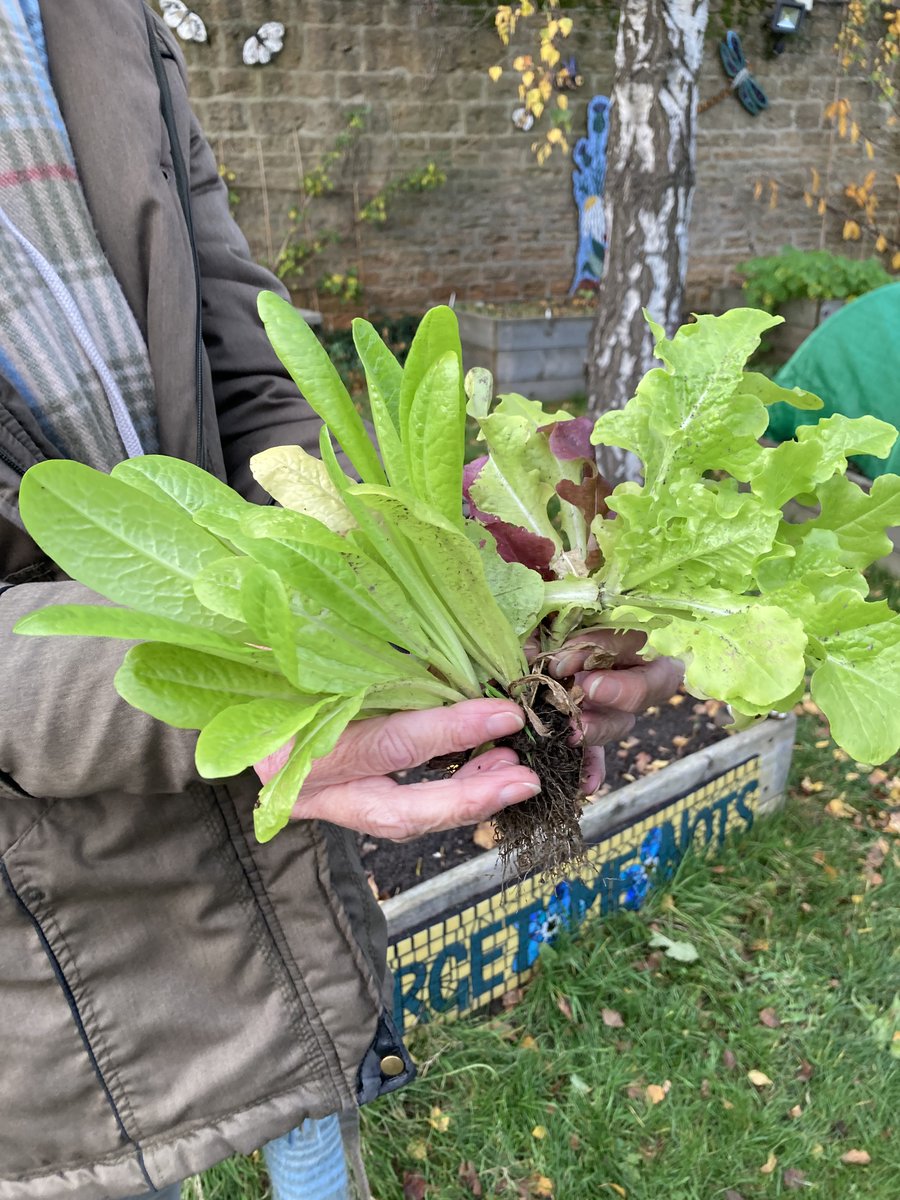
[550, 628, 649, 677]
[304, 698, 526, 788]
[577, 707, 637, 747]
[581, 745, 605, 795]
[292, 759, 541, 841]
[579, 657, 685, 715]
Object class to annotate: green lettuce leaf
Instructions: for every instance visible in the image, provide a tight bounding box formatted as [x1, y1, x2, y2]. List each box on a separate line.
[405, 350, 466, 526]
[115, 642, 313, 729]
[195, 697, 323, 779]
[750, 414, 897, 511]
[254, 691, 366, 842]
[592, 309, 779, 486]
[249, 444, 356, 532]
[18, 460, 247, 636]
[398, 305, 464, 440]
[803, 589, 900, 764]
[257, 291, 385, 485]
[611, 597, 807, 712]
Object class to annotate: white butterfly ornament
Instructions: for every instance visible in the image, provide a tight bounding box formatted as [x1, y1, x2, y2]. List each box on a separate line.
[243, 22, 285, 66]
[160, 0, 207, 44]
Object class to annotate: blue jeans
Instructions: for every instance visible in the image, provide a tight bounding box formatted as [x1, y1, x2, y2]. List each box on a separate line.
[126, 1115, 350, 1200]
[263, 1115, 350, 1200]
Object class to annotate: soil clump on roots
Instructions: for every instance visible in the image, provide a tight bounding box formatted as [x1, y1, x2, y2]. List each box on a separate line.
[493, 679, 585, 878]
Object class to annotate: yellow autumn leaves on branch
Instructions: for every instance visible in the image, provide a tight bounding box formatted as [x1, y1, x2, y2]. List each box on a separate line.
[488, 1, 578, 163]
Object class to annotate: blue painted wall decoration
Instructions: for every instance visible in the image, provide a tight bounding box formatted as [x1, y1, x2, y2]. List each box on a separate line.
[569, 94, 611, 295]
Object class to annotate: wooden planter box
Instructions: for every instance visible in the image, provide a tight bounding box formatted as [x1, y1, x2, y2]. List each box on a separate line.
[385, 715, 796, 1032]
[457, 308, 593, 403]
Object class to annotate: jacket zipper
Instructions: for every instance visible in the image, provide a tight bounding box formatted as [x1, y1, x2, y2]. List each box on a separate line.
[144, 12, 206, 468]
[0, 443, 24, 476]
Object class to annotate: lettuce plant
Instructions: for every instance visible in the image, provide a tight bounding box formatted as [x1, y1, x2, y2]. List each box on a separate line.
[14, 299, 900, 855]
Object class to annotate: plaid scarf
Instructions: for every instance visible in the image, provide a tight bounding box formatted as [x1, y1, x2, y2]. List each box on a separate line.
[0, 0, 158, 470]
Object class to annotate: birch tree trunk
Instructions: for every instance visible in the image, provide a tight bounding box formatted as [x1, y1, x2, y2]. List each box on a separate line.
[586, 0, 709, 483]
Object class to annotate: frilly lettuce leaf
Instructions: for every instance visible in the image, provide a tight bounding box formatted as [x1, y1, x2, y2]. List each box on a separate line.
[607, 596, 807, 714]
[581, 309, 899, 760]
[591, 309, 779, 485]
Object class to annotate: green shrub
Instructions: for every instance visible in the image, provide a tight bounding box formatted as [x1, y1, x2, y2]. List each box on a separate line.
[737, 247, 892, 313]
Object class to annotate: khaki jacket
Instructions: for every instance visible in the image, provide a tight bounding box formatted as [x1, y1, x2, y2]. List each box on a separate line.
[0, 5, 406, 1197]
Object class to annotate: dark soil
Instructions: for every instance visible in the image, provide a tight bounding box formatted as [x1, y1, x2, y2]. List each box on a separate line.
[357, 691, 731, 899]
[492, 687, 585, 879]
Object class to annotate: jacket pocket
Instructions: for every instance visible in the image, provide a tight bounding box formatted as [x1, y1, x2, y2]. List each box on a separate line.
[0, 856, 145, 1181]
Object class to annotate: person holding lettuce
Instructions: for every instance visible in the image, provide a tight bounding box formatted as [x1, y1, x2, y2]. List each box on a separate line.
[0, 3, 681, 1198]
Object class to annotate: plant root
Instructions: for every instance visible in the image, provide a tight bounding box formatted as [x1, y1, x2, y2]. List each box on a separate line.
[494, 673, 585, 879]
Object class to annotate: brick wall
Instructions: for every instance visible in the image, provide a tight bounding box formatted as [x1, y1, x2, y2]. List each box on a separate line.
[183, 1, 896, 319]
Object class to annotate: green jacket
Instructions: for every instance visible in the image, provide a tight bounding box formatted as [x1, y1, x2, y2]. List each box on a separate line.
[0, 5, 405, 1196]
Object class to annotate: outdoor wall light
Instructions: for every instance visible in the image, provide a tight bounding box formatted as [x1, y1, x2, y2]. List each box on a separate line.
[770, 0, 812, 51]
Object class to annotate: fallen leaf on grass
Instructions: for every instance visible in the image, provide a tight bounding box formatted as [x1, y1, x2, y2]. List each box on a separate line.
[625, 1080, 645, 1100]
[603, 1185, 626, 1198]
[724, 1191, 745, 1200]
[556, 995, 574, 1022]
[864, 838, 889, 882]
[428, 1106, 450, 1132]
[783, 1167, 808, 1189]
[458, 1160, 483, 1196]
[747, 1069, 773, 1087]
[531, 1125, 547, 1139]
[801, 776, 825, 794]
[868, 768, 889, 787]
[789, 1104, 803, 1118]
[403, 1170, 428, 1200]
[723, 1048, 739, 1070]
[649, 932, 699, 962]
[759, 1007, 781, 1028]
[759, 1151, 778, 1174]
[748, 937, 769, 952]
[825, 796, 858, 820]
[645, 1080, 671, 1104]
[840, 1149, 871, 1166]
[472, 820, 497, 850]
[602, 1008, 625, 1028]
[886, 811, 900, 835]
[570, 1073, 592, 1095]
[521, 1035, 538, 1051]
[501, 987, 525, 1010]
[408, 1139, 428, 1161]
[530, 1175, 554, 1197]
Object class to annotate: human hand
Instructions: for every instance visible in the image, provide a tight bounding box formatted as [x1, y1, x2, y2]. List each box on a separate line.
[254, 698, 541, 842]
[548, 629, 685, 794]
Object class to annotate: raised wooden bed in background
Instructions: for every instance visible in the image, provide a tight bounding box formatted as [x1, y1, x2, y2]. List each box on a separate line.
[385, 715, 796, 1033]
[457, 307, 592, 403]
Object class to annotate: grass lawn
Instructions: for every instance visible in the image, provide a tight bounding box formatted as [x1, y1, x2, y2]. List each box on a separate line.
[188, 574, 900, 1200]
[189, 715, 898, 1199]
